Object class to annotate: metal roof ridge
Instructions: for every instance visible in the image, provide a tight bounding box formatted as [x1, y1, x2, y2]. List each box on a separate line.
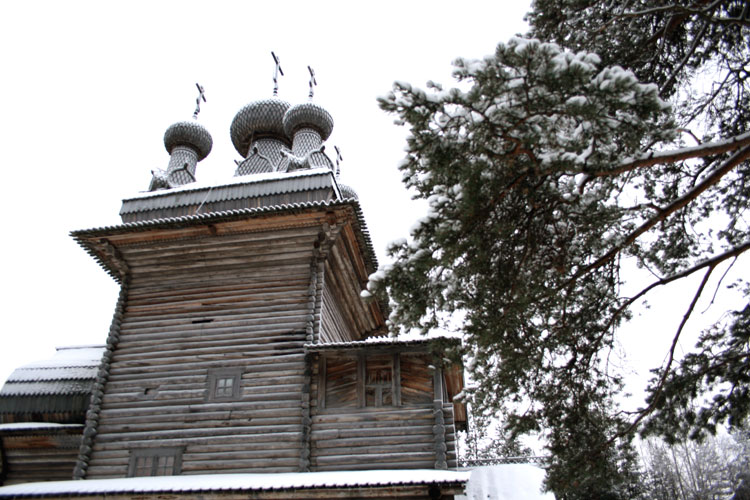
[122, 168, 335, 202]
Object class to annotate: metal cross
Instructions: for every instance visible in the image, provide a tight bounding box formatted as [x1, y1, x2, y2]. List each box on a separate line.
[272, 51, 284, 96]
[193, 83, 206, 119]
[334, 145, 343, 178]
[308, 66, 317, 100]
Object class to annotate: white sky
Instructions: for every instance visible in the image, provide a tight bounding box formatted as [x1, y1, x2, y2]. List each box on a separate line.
[0, 1, 532, 385]
[0, 1, 745, 422]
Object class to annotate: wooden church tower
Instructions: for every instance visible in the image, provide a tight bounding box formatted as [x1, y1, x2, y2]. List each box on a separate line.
[0, 67, 467, 498]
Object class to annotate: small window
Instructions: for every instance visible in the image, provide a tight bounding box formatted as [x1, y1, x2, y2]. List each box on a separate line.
[207, 368, 242, 401]
[128, 448, 182, 477]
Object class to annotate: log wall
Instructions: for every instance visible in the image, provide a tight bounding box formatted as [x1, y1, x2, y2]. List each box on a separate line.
[310, 352, 458, 471]
[1, 432, 81, 485]
[85, 226, 321, 478]
[318, 235, 382, 343]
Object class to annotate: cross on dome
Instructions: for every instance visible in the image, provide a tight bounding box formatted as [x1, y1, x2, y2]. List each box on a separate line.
[193, 83, 206, 119]
[271, 51, 284, 97]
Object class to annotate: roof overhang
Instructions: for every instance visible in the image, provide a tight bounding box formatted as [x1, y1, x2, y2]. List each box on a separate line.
[0, 470, 470, 498]
[71, 199, 378, 284]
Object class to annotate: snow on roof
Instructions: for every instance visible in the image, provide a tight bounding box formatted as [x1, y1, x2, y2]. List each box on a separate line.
[305, 335, 460, 350]
[20, 346, 104, 370]
[3, 346, 103, 385]
[0, 470, 470, 497]
[0, 422, 83, 432]
[456, 465, 554, 500]
[123, 167, 334, 201]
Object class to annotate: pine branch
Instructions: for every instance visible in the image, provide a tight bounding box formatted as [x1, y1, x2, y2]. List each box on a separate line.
[606, 241, 750, 332]
[565, 143, 750, 290]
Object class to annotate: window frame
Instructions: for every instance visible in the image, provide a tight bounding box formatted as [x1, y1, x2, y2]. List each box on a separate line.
[319, 350, 446, 411]
[127, 447, 183, 477]
[206, 368, 243, 401]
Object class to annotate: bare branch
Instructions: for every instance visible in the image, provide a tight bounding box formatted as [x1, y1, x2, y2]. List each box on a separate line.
[607, 241, 750, 332]
[701, 256, 738, 313]
[662, 20, 709, 92]
[616, 264, 716, 442]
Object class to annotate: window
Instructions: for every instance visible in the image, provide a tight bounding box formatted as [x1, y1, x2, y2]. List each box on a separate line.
[321, 352, 439, 409]
[206, 368, 242, 401]
[128, 448, 182, 477]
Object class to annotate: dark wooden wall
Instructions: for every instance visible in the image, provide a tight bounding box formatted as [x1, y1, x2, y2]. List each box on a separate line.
[310, 352, 458, 471]
[1, 432, 81, 485]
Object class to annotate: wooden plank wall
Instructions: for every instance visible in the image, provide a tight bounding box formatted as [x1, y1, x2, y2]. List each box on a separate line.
[318, 237, 380, 343]
[310, 353, 458, 471]
[310, 406, 437, 471]
[319, 271, 356, 343]
[85, 226, 320, 478]
[1, 433, 81, 485]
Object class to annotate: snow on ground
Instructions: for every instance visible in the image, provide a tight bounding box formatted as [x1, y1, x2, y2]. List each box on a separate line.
[457, 464, 553, 500]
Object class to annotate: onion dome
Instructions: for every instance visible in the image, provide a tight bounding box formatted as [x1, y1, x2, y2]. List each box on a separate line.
[230, 98, 291, 157]
[163, 120, 213, 161]
[283, 102, 334, 140]
[338, 183, 359, 200]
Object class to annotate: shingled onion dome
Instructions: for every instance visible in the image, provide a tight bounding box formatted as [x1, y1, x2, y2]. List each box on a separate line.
[149, 121, 213, 191]
[231, 98, 292, 175]
[279, 102, 335, 172]
[338, 183, 359, 200]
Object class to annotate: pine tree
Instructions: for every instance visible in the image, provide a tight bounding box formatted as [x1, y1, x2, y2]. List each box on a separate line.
[371, 2, 749, 497]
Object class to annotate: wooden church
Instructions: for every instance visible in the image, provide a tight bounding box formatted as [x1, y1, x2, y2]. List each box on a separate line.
[0, 68, 469, 498]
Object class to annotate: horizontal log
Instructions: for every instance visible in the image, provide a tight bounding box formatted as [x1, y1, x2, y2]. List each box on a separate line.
[313, 442, 434, 457]
[111, 341, 307, 363]
[93, 424, 303, 442]
[311, 433, 431, 449]
[313, 452, 435, 465]
[311, 425, 433, 440]
[91, 431, 303, 451]
[96, 416, 302, 434]
[107, 363, 305, 382]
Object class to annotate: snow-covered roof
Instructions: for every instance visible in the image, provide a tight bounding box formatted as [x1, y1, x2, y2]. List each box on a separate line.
[2, 346, 103, 386]
[0, 422, 83, 433]
[0, 470, 470, 497]
[0, 346, 104, 416]
[457, 465, 554, 500]
[17, 346, 104, 373]
[305, 336, 460, 351]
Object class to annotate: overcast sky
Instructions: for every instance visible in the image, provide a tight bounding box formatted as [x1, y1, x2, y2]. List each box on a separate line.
[0, 1, 744, 416]
[0, 1, 534, 384]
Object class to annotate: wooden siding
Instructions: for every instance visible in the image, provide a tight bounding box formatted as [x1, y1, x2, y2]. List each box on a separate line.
[318, 236, 383, 343]
[1, 433, 81, 485]
[85, 226, 321, 478]
[311, 407, 437, 470]
[310, 352, 457, 471]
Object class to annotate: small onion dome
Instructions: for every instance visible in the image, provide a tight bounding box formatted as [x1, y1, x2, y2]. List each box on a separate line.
[163, 121, 213, 161]
[230, 98, 291, 156]
[338, 183, 359, 200]
[283, 102, 334, 141]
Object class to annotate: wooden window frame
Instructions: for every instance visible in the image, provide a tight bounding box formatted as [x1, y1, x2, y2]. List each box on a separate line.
[206, 368, 243, 401]
[127, 448, 183, 477]
[319, 352, 413, 410]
